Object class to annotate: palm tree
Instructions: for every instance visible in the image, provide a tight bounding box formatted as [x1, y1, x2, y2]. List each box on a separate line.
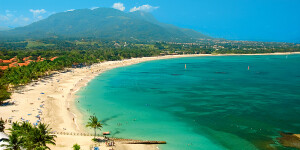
[33, 146, 48, 150]
[72, 143, 81, 150]
[0, 119, 5, 132]
[7, 122, 56, 150]
[86, 116, 103, 139]
[2, 132, 23, 150]
[30, 123, 56, 149]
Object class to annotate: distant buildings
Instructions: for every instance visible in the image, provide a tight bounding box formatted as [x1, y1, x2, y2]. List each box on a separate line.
[0, 66, 8, 70]
[0, 56, 58, 70]
[50, 57, 58, 61]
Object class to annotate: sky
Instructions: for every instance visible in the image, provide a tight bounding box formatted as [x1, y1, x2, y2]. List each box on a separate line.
[0, 0, 300, 42]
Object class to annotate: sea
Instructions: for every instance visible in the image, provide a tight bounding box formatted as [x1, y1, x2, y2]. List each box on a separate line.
[76, 54, 300, 150]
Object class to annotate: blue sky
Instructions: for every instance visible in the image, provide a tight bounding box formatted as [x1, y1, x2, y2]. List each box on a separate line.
[0, 0, 299, 42]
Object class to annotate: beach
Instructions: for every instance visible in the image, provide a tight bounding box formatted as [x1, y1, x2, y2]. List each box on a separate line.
[1, 52, 300, 150]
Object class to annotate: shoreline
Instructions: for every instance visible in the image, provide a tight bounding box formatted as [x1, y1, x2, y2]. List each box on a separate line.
[1, 52, 300, 149]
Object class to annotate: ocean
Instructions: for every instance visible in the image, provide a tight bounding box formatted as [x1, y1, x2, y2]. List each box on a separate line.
[76, 54, 300, 150]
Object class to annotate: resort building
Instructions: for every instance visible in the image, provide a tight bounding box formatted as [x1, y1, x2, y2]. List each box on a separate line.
[2, 60, 12, 64]
[0, 66, 8, 70]
[50, 56, 58, 61]
[23, 56, 32, 61]
[9, 62, 19, 68]
[0, 56, 58, 70]
[36, 56, 46, 62]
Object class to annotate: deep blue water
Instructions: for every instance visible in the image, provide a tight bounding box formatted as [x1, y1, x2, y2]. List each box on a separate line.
[76, 55, 300, 150]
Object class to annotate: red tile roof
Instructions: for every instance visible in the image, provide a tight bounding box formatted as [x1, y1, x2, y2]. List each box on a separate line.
[10, 57, 18, 62]
[3, 60, 12, 63]
[18, 63, 29, 67]
[9, 62, 18, 68]
[0, 66, 8, 70]
[23, 56, 32, 61]
[50, 57, 58, 61]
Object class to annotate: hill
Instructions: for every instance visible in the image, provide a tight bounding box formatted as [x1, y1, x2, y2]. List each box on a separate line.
[0, 8, 211, 42]
[0, 26, 12, 31]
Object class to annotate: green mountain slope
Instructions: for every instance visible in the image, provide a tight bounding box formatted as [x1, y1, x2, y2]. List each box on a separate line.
[0, 8, 211, 42]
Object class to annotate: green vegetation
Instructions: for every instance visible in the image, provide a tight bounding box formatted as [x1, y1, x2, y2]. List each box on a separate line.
[86, 116, 103, 139]
[3, 132, 24, 150]
[0, 88, 11, 105]
[2, 122, 56, 150]
[72, 143, 81, 150]
[26, 41, 54, 48]
[0, 119, 4, 132]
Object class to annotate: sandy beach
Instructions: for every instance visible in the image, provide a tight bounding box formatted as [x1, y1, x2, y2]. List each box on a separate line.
[1, 52, 300, 150]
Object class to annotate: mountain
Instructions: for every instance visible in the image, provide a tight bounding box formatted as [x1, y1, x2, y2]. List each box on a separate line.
[0, 26, 12, 31]
[0, 8, 211, 42]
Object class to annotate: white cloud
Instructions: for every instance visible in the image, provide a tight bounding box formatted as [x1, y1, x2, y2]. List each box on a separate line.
[5, 10, 14, 14]
[37, 16, 43, 20]
[130, 4, 159, 12]
[23, 17, 30, 22]
[0, 15, 10, 21]
[30, 9, 46, 16]
[0, 10, 14, 21]
[0, 10, 30, 27]
[90, 7, 99, 10]
[29, 9, 46, 21]
[12, 15, 30, 25]
[112, 3, 125, 11]
[67, 9, 75, 12]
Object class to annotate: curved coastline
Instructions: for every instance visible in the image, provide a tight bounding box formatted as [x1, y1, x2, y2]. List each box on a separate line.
[2, 52, 300, 149]
[70, 52, 300, 132]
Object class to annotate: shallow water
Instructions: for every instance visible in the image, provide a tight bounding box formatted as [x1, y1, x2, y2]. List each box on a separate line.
[76, 54, 300, 150]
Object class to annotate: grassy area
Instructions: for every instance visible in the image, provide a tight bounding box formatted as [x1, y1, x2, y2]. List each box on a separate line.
[134, 44, 156, 49]
[75, 41, 99, 45]
[26, 41, 55, 48]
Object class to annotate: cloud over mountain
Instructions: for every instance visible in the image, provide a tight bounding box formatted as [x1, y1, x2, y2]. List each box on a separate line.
[130, 4, 159, 12]
[0, 10, 31, 27]
[29, 9, 47, 20]
[112, 3, 125, 11]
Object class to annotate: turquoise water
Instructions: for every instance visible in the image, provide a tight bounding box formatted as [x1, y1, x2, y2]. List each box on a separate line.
[76, 55, 300, 150]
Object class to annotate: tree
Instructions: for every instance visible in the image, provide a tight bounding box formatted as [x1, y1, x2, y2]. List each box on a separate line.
[0, 89, 11, 105]
[86, 116, 103, 139]
[2, 132, 24, 150]
[8, 122, 56, 150]
[72, 143, 81, 150]
[0, 119, 4, 132]
[29, 123, 56, 149]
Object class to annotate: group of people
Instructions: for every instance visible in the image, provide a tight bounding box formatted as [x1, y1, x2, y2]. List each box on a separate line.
[105, 140, 115, 147]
